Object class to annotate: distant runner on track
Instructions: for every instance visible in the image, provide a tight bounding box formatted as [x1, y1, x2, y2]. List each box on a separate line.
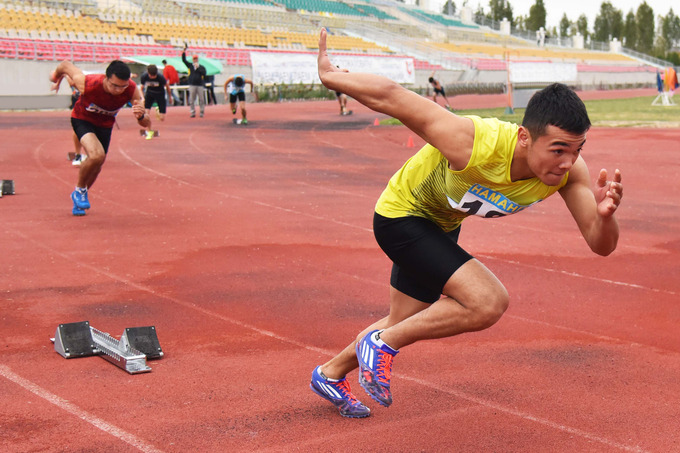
[429, 71, 453, 111]
[224, 74, 253, 125]
[310, 28, 623, 418]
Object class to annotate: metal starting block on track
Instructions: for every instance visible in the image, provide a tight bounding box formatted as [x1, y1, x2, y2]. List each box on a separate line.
[51, 321, 163, 374]
[1, 180, 15, 197]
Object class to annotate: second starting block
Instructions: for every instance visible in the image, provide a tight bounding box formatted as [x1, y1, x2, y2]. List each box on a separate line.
[52, 321, 163, 374]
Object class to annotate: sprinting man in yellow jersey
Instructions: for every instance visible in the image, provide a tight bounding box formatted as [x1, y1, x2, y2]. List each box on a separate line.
[309, 28, 624, 419]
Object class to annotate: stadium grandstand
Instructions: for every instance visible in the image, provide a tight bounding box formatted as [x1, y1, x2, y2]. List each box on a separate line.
[0, 0, 666, 109]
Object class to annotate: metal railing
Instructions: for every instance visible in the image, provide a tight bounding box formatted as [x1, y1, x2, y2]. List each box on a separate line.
[472, 13, 673, 67]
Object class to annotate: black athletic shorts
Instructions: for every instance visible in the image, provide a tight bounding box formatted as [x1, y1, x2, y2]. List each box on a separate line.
[434, 87, 446, 96]
[229, 91, 245, 103]
[71, 117, 113, 154]
[373, 212, 473, 303]
[144, 91, 167, 113]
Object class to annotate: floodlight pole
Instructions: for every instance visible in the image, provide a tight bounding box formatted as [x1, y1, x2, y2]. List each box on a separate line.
[505, 51, 514, 114]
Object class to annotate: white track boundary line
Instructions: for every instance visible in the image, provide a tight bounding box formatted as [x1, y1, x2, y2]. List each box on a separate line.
[0, 365, 165, 453]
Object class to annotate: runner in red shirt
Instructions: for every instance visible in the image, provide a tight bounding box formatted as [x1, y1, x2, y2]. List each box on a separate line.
[50, 60, 149, 216]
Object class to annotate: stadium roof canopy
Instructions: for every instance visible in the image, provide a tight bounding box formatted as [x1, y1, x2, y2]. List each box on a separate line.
[123, 55, 223, 76]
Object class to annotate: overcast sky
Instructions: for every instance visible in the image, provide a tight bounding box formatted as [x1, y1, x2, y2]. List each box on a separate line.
[458, 1, 678, 29]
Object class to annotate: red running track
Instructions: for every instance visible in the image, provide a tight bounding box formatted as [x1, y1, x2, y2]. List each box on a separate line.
[1, 90, 678, 452]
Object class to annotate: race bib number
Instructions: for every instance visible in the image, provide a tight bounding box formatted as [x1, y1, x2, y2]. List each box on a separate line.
[86, 103, 121, 117]
[447, 184, 535, 218]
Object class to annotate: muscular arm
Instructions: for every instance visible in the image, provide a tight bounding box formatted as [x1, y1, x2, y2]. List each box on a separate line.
[317, 28, 474, 169]
[130, 89, 150, 128]
[559, 157, 623, 256]
[223, 77, 234, 98]
[50, 61, 85, 93]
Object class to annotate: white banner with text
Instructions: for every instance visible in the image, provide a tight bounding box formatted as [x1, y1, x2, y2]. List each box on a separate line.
[250, 52, 416, 85]
[509, 62, 578, 84]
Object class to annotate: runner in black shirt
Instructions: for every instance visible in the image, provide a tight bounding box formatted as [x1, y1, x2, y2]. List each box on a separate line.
[140, 64, 171, 139]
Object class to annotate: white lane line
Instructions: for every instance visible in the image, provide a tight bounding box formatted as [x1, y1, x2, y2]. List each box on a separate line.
[398, 373, 648, 453]
[478, 253, 678, 297]
[31, 139, 154, 217]
[0, 365, 165, 453]
[337, 270, 678, 355]
[116, 146, 372, 233]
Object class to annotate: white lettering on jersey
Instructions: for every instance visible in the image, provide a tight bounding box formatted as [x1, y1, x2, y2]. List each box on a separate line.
[446, 184, 538, 218]
[85, 103, 122, 117]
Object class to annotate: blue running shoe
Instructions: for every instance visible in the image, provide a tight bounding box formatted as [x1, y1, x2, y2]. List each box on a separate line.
[356, 330, 398, 407]
[71, 189, 90, 210]
[310, 366, 370, 418]
[72, 205, 86, 216]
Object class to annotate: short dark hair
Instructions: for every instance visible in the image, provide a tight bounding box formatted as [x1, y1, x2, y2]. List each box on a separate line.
[106, 60, 131, 80]
[428, 77, 434, 83]
[522, 83, 590, 139]
[234, 76, 244, 87]
[147, 64, 158, 76]
[161, 59, 167, 64]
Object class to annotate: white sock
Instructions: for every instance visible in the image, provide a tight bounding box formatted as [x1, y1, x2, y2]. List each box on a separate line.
[374, 330, 396, 351]
[319, 368, 340, 382]
[373, 330, 385, 345]
[76, 187, 87, 193]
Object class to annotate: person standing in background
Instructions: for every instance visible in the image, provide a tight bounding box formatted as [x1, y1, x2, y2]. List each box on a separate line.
[181, 44, 206, 118]
[162, 58, 181, 106]
[205, 74, 217, 105]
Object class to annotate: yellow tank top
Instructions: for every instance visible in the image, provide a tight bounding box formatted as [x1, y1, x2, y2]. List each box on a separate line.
[375, 115, 568, 232]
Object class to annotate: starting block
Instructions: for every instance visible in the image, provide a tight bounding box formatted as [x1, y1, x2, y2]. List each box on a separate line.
[1, 180, 15, 198]
[121, 326, 163, 359]
[139, 129, 159, 137]
[51, 321, 163, 374]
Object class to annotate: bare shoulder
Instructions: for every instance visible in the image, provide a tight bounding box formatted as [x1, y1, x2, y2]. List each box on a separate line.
[426, 114, 475, 170]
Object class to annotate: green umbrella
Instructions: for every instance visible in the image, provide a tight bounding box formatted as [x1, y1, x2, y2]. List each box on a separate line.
[123, 55, 223, 76]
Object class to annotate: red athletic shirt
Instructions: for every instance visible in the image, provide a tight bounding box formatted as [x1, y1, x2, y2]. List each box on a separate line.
[71, 74, 137, 128]
[163, 64, 180, 85]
